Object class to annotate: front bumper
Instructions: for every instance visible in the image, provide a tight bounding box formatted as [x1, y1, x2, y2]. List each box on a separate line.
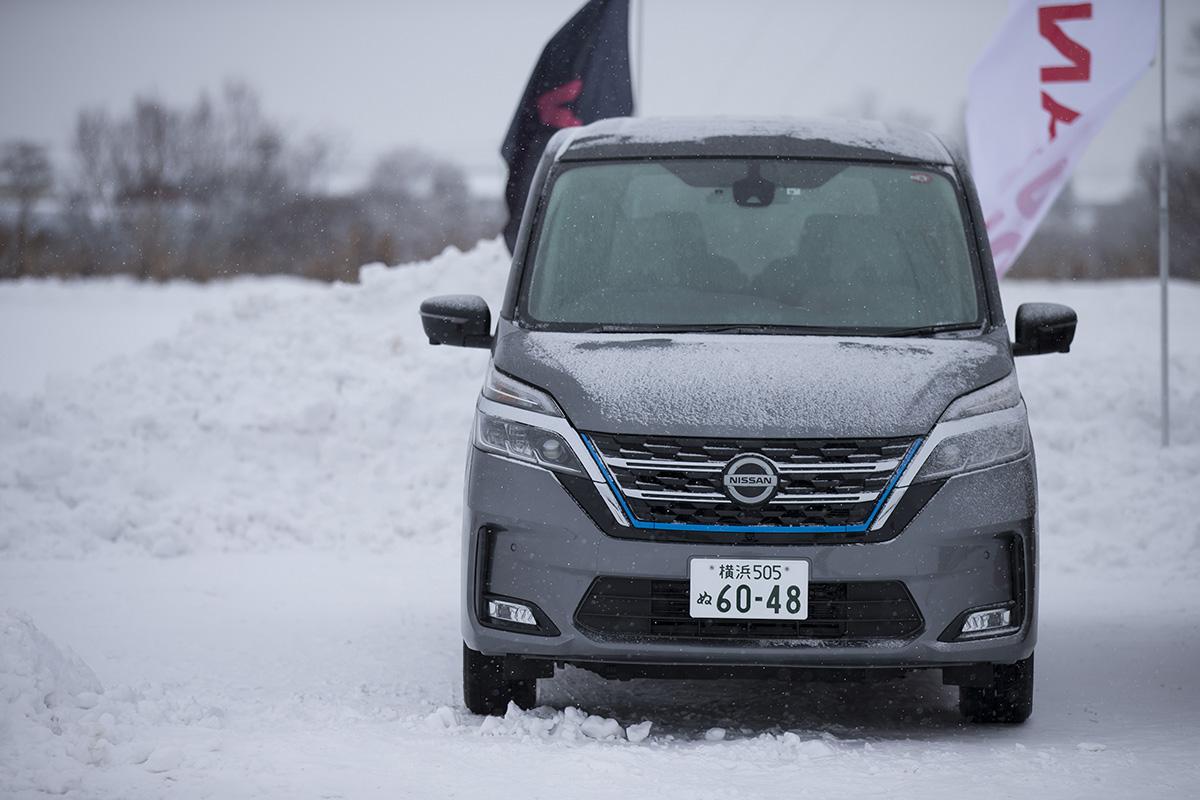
[462, 447, 1037, 670]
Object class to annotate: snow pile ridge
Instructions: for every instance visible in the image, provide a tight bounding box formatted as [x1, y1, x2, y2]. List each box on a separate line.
[0, 610, 102, 730]
[429, 702, 656, 745]
[0, 610, 225, 793]
[0, 239, 511, 558]
[1, 610, 111, 794]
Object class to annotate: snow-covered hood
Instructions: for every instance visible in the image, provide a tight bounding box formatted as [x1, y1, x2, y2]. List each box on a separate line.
[493, 322, 1013, 439]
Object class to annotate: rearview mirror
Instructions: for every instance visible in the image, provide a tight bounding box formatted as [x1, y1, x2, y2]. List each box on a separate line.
[420, 295, 492, 349]
[1012, 302, 1076, 357]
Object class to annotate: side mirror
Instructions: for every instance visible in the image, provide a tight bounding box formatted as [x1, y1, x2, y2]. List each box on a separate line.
[1012, 302, 1076, 357]
[419, 295, 493, 348]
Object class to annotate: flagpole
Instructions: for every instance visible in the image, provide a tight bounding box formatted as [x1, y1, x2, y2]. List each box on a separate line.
[1159, 0, 1170, 447]
[634, 0, 645, 113]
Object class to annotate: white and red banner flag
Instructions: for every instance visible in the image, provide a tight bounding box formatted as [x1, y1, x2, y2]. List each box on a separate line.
[967, 0, 1159, 276]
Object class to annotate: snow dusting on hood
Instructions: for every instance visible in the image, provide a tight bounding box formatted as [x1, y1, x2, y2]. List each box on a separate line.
[498, 324, 1010, 438]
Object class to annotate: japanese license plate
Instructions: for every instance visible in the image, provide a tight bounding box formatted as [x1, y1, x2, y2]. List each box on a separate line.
[688, 558, 809, 620]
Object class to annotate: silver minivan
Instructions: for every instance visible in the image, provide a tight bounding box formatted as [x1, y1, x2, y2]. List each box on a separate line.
[421, 118, 1076, 724]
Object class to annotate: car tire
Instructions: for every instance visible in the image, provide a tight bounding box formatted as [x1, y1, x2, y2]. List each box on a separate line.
[462, 643, 537, 716]
[959, 653, 1034, 724]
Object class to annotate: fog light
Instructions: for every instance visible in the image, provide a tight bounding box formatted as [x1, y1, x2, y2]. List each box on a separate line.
[487, 598, 538, 627]
[961, 607, 1012, 636]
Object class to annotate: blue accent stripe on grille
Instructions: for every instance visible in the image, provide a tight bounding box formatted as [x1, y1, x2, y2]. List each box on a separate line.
[581, 434, 922, 534]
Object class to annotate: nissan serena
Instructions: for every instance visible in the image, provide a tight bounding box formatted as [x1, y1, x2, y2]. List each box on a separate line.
[420, 118, 1076, 724]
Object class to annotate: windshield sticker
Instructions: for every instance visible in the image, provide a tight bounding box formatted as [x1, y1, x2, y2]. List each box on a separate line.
[909, 173, 932, 184]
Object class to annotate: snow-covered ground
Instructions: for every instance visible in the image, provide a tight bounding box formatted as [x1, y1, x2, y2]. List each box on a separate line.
[1, 242, 1198, 798]
[0, 276, 314, 398]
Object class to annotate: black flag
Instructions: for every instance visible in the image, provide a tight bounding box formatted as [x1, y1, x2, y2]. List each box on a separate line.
[500, 0, 634, 252]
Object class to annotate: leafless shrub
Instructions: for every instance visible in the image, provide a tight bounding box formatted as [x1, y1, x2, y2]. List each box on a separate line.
[0, 141, 53, 278]
[12, 82, 500, 282]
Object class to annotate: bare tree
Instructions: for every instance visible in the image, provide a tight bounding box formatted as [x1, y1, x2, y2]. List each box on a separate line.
[15, 82, 499, 282]
[364, 147, 484, 260]
[0, 141, 53, 278]
[1130, 22, 1200, 281]
[368, 147, 440, 198]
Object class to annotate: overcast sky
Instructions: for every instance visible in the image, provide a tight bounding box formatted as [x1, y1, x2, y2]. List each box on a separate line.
[2, 0, 1197, 201]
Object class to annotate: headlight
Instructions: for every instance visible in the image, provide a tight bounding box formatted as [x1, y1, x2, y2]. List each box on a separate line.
[939, 370, 1022, 420]
[481, 364, 563, 416]
[912, 416, 1029, 482]
[474, 410, 586, 475]
[911, 372, 1030, 483]
[473, 364, 596, 480]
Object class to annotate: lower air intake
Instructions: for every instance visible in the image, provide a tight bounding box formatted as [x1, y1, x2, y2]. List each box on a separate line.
[575, 577, 923, 642]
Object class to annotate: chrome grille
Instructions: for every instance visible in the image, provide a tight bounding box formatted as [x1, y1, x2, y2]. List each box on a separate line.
[585, 433, 917, 530]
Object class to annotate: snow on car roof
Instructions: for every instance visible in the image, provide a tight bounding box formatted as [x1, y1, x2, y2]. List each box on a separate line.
[556, 116, 954, 165]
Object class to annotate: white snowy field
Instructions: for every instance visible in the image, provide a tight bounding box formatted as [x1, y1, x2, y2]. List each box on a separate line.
[1, 241, 1198, 799]
[0, 276, 315, 398]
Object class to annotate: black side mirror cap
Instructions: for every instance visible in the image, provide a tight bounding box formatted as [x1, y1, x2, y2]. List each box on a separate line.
[1012, 302, 1077, 357]
[419, 295, 493, 349]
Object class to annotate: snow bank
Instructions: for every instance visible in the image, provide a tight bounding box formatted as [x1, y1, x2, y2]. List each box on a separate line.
[0, 275, 313, 397]
[425, 702, 649, 743]
[0, 242, 509, 558]
[0, 610, 223, 794]
[1002, 280, 1200, 576]
[425, 701, 836, 752]
[1, 609, 106, 796]
[0, 611, 102, 734]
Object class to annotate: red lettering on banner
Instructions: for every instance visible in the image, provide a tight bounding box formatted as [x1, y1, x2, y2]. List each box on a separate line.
[1037, 3, 1092, 140]
[1041, 91, 1082, 139]
[984, 157, 1070, 270]
[1017, 158, 1069, 218]
[1039, 3, 1093, 82]
[991, 231, 1023, 269]
[985, 209, 1024, 269]
[536, 79, 584, 128]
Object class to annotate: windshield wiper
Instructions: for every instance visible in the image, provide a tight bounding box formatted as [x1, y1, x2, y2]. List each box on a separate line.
[569, 322, 984, 336]
[570, 323, 844, 334]
[692, 324, 849, 335]
[878, 322, 984, 337]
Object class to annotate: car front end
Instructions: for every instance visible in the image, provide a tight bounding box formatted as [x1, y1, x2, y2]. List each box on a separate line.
[422, 118, 1076, 723]
[463, 340, 1036, 688]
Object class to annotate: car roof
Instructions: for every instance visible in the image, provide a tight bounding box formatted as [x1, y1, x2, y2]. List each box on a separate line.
[554, 116, 955, 165]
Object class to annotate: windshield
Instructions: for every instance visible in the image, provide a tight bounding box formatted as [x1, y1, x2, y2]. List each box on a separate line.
[521, 159, 982, 332]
